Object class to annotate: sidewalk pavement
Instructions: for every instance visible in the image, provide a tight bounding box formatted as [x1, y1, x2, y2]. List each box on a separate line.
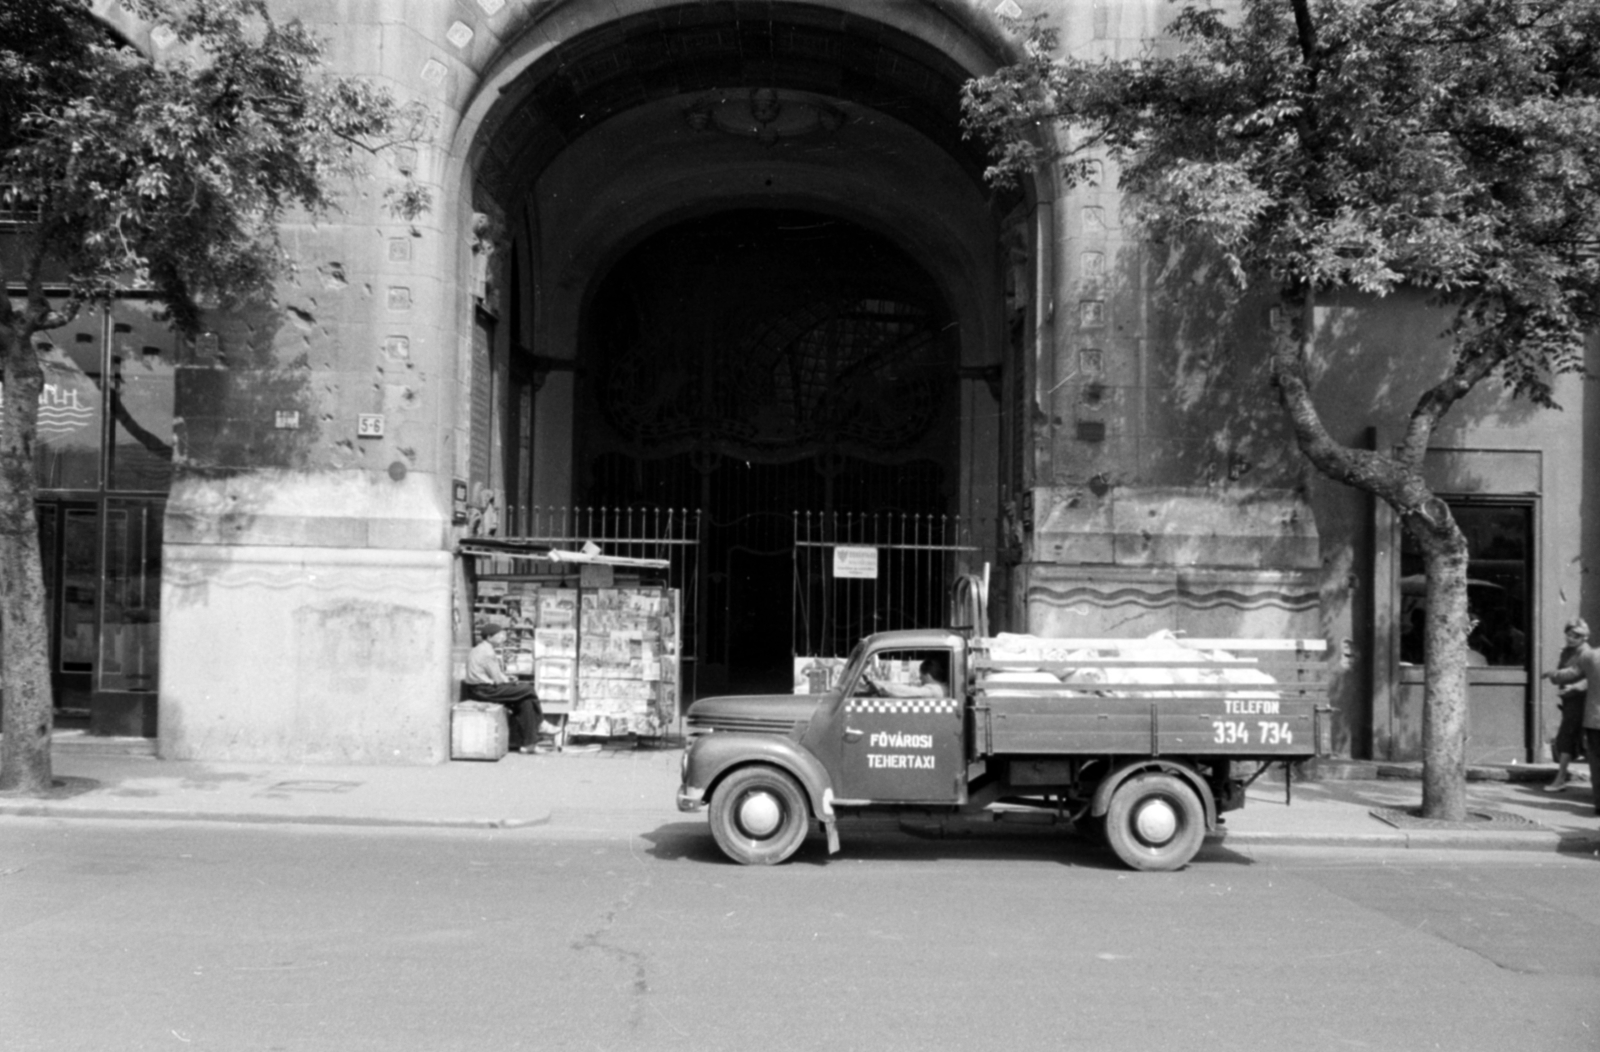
[2, 732, 1597, 858]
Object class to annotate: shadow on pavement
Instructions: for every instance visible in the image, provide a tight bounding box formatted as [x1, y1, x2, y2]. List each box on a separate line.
[1191, 841, 1259, 867]
[1553, 837, 1600, 860]
[0, 776, 101, 800]
[640, 818, 1243, 871]
[1504, 784, 1600, 821]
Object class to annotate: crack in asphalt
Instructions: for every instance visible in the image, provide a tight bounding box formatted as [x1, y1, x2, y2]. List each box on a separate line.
[568, 837, 682, 1036]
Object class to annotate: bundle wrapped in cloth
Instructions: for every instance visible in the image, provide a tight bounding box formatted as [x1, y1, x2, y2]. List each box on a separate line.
[982, 629, 1279, 699]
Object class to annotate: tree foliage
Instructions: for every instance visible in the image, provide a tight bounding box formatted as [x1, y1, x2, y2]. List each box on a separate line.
[2, 0, 429, 332]
[962, 0, 1600, 817]
[0, 0, 429, 794]
[965, 0, 1600, 406]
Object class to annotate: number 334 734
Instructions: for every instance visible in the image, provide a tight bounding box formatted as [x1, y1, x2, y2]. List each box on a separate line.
[1212, 721, 1294, 745]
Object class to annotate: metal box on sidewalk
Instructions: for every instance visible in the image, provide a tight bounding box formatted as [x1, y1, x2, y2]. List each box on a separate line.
[451, 702, 508, 761]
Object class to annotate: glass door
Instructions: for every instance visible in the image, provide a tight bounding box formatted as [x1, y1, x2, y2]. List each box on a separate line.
[36, 502, 99, 718]
[94, 498, 163, 734]
[1398, 501, 1534, 763]
[100, 499, 163, 692]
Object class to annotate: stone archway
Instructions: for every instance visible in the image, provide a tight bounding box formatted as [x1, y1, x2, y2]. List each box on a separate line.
[455, 0, 1047, 690]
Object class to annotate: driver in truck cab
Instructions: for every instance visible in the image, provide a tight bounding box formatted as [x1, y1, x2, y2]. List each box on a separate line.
[866, 654, 949, 697]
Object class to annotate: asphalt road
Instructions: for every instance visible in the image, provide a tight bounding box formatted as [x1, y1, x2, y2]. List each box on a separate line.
[3, 818, 1596, 1052]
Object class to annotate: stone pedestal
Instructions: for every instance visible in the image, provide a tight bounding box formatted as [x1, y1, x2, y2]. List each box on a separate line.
[159, 473, 454, 764]
[160, 543, 453, 764]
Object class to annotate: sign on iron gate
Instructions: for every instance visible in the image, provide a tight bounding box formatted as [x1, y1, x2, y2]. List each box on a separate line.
[832, 545, 879, 579]
[793, 510, 989, 691]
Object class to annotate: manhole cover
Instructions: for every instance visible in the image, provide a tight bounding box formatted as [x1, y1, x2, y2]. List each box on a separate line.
[1369, 806, 1546, 831]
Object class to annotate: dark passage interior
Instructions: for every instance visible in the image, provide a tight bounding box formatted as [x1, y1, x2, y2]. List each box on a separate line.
[578, 208, 959, 693]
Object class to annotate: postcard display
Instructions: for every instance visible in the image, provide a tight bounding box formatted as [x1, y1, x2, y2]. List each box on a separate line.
[474, 581, 680, 739]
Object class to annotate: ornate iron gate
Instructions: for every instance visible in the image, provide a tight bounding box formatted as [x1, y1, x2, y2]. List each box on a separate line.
[793, 510, 992, 663]
[489, 506, 992, 701]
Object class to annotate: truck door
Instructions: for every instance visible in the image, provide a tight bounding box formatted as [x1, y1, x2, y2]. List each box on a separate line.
[837, 647, 964, 803]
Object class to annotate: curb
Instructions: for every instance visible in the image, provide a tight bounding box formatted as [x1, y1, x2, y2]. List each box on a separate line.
[1215, 829, 1600, 854]
[0, 803, 552, 831]
[886, 813, 1600, 856]
[1283, 758, 1586, 785]
[48, 734, 158, 759]
[5, 802, 1598, 854]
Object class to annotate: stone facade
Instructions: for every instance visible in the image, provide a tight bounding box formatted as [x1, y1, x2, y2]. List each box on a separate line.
[47, 0, 1589, 764]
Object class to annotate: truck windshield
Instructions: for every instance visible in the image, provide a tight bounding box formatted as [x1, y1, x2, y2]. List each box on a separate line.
[836, 641, 868, 694]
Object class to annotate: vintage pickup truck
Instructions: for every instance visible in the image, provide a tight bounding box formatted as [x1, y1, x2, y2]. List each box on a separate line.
[676, 629, 1332, 870]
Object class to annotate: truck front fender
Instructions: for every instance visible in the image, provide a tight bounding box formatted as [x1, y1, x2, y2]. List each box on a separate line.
[1089, 759, 1218, 830]
[680, 733, 837, 826]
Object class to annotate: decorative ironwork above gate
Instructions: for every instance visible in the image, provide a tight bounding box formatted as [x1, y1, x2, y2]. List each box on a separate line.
[603, 296, 946, 458]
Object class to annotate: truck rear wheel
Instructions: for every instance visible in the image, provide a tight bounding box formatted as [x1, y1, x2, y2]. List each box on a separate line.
[1103, 772, 1205, 871]
[709, 766, 810, 865]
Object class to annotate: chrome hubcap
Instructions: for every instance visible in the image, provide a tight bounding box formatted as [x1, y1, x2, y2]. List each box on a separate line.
[1133, 798, 1178, 845]
[737, 791, 783, 838]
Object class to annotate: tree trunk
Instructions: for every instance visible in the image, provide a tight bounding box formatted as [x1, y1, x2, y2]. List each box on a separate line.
[0, 320, 54, 795]
[1410, 511, 1471, 821]
[1270, 287, 1471, 818]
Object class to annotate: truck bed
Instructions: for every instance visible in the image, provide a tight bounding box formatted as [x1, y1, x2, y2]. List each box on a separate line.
[970, 637, 1331, 759]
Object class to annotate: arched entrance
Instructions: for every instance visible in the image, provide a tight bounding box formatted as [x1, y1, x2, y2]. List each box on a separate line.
[459, 0, 1035, 695]
[581, 208, 958, 691]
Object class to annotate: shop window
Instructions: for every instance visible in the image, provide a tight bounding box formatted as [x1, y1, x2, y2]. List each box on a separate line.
[107, 304, 176, 492]
[18, 301, 175, 493]
[30, 313, 105, 491]
[15, 297, 175, 724]
[1399, 502, 1531, 667]
[58, 507, 99, 674]
[99, 499, 163, 692]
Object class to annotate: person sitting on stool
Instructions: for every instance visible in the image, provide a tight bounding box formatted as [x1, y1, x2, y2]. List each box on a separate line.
[465, 617, 547, 754]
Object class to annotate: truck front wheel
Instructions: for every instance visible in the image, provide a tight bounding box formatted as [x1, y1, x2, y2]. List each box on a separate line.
[1103, 772, 1205, 871]
[709, 766, 811, 865]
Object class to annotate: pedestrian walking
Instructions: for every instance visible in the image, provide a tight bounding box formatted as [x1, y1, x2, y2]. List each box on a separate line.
[1546, 619, 1600, 814]
[1539, 617, 1588, 792]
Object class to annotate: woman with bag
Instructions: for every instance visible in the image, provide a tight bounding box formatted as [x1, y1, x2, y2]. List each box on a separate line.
[1540, 618, 1588, 792]
[1543, 618, 1595, 805]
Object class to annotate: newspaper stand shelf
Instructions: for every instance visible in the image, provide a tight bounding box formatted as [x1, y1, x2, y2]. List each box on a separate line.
[459, 539, 681, 745]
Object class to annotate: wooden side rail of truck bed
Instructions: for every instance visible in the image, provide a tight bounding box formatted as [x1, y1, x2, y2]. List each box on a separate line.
[968, 637, 1334, 760]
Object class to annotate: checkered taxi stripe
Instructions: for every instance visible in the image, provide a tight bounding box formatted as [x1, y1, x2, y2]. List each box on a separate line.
[846, 698, 959, 715]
